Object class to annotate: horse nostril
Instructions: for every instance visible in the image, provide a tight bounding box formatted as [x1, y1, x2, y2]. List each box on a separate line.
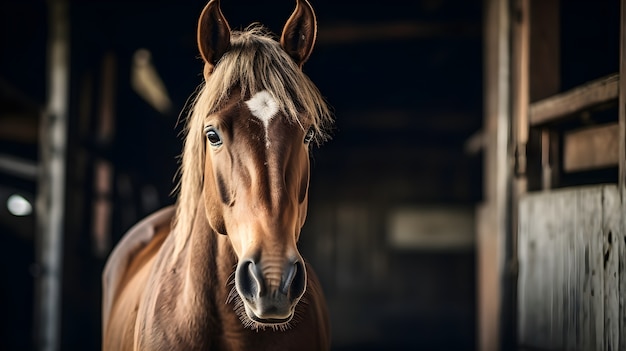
[282, 260, 306, 299]
[236, 260, 262, 298]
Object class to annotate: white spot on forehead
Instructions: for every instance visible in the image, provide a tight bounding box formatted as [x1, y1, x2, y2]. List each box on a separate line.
[245, 90, 279, 128]
[245, 90, 279, 148]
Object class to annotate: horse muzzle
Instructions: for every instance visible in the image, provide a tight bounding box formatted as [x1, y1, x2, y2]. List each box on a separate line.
[235, 256, 307, 324]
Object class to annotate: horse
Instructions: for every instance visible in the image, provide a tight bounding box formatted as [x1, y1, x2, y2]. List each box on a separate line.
[101, 0, 333, 349]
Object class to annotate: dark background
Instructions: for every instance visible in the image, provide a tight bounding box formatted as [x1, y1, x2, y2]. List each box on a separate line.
[0, 0, 619, 350]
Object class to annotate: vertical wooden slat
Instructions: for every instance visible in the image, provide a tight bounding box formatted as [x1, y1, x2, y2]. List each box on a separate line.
[603, 186, 620, 350]
[540, 129, 560, 190]
[541, 129, 552, 190]
[97, 53, 116, 143]
[512, 0, 530, 179]
[92, 53, 117, 257]
[588, 189, 604, 351]
[620, 200, 626, 351]
[510, 1, 530, 348]
[478, 0, 511, 349]
[619, 0, 626, 193]
[618, 0, 626, 347]
[549, 130, 561, 189]
[35, 0, 69, 350]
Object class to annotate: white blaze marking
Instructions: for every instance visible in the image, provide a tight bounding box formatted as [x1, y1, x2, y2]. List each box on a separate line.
[245, 90, 279, 148]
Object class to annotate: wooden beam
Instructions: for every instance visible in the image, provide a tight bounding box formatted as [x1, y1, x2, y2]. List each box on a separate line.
[529, 73, 618, 126]
[0, 153, 38, 180]
[563, 123, 619, 172]
[0, 115, 39, 143]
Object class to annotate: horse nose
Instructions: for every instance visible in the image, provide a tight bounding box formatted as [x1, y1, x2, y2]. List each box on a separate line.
[236, 260, 263, 299]
[281, 259, 306, 300]
[235, 258, 307, 301]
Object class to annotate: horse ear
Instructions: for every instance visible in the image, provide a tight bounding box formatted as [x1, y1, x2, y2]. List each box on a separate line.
[197, 0, 231, 72]
[280, 0, 317, 67]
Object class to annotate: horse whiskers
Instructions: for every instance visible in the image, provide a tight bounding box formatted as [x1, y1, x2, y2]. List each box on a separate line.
[226, 286, 238, 304]
[290, 296, 308, 326]
[226, 286, 298, 331]
[225, 274, 299, 332]
[225, 268, 237, 304]
[226, 265, 237, 284]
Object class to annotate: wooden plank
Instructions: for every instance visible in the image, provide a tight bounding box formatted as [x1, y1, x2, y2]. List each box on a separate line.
[618, 0, 626, 195]
[35, 0, 70, 350]
[512, 0, 530, 177]
[510, 1, 531, 346]
[529, 73, 618, 126]
[540, 130, 550, 189]
[518, 186, 605, 350]
[615, 213, 626, 351]
[92, 53, 117, 257]
[602, 186, 620, 351]
[476, 204, 500, 351]
[618, 2, 626, 348]
[540, 129, 560, 189]
[0, 115, 38, 143]
[0, 153, 38, 180]
[620, 198, 626, 351]
[388, 206, 474, 250]
[479, 0, 511, 349]
[563, 123, 619, 172]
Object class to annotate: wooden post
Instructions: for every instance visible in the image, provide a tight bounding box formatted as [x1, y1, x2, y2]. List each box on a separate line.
[620, 1, 626, 194]
[478, 0, 510, 350]
[618, 0, 626, 348]
[34, 0, 70, 350]
[92, 53, 117, 258]
[509, 0, 530, 348]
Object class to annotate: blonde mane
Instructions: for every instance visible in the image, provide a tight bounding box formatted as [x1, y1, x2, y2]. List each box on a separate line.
[172, 25, 333, 257]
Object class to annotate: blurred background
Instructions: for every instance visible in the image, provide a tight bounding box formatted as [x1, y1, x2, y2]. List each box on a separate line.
[0, 0, 620, 350]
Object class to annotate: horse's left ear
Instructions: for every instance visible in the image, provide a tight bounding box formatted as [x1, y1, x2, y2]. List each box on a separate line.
[280, 0, 317, 68]
[197, 0, 231, 74]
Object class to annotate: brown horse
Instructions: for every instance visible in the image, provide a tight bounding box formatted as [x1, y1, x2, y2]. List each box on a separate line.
[101, 0, 333, 349]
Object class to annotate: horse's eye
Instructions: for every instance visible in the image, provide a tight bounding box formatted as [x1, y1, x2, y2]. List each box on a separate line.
[205, 127, 222, 147]
[304, 128, 315, 144]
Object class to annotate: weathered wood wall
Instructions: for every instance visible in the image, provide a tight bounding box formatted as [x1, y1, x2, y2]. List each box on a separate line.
[518, 184, 623, 350]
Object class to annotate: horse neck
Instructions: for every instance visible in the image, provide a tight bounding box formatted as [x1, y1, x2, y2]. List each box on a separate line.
[178, 199, 245, 341]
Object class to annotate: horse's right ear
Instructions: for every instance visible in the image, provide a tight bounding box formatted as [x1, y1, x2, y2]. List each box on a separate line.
[197, 0, 231, 74]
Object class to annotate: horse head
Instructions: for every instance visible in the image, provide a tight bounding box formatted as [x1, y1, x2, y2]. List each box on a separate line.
[193, 0, 324, 330]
